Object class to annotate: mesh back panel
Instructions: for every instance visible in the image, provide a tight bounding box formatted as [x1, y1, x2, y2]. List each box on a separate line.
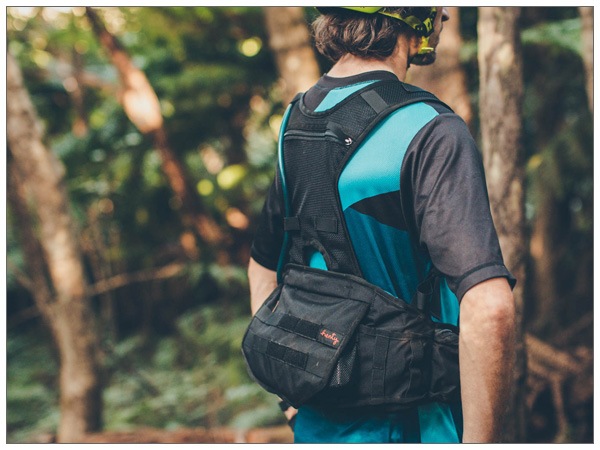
[284, 135, 356, 272]
[280, 80, 445, 275]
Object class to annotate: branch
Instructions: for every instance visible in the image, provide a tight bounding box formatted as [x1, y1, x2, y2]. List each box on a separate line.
[7, 305, 41, 328]
[8, 262, 188, 327]
[525, 333, 583, 375]
[87, 262, 187, 296]
[7, 259, 36, 294]
[552, 315, 593, 347]
[84, 7, 229, 248]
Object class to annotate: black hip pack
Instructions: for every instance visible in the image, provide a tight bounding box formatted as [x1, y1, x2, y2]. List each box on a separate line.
[243, 80, 460, 410]
[242, 264, 459, 409]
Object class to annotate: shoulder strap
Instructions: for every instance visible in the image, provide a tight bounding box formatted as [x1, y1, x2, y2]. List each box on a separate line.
[276, 94, 302, 281]
[325, 80, 451, 168]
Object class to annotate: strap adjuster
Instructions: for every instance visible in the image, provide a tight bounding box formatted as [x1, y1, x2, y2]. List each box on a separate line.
[284, 216, 338, 233]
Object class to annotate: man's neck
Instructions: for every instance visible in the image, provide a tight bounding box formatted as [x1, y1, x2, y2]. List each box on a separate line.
[326, 40, 411, 81]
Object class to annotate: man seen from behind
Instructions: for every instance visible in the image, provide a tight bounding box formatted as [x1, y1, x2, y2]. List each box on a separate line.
[246, 7, 516, 443]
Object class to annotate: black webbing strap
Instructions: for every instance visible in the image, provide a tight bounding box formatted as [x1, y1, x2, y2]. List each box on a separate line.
[414, 268, 442, 319]
[360, 85, 443, 117]
[371, 335, 389, 399]
[361, 90, 389, 114]
[410, 339, 425, 391]
[283, 216, 338, 233]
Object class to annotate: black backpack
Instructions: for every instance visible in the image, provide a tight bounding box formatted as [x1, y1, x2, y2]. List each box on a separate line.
[242, 80, 460, 410]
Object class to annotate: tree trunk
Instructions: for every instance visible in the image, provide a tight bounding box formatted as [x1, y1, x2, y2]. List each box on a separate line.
[263, 7, 321, 104]
[407, 7, 473, 127]
[7, 52, 103, 443]
[85, 7, 227, 251]
[529, 191, 570, 335]
[7, 156, 57, 328]
[477, 7, 527, 442]
[578, 7, 593, 114]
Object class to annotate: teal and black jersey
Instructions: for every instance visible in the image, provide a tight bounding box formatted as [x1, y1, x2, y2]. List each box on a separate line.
[250, 71, 515, 443]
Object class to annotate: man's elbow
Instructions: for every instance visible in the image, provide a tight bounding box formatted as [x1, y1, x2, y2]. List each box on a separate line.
[460, 278, 516, 337]
[483, 291, 515, 331]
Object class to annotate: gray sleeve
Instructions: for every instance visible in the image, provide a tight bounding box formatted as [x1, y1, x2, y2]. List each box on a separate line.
[250, 167, 285, 271]
[401, 112, 516, 300]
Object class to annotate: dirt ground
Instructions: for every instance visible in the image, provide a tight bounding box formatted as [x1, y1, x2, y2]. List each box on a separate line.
[78, 425, 294, 444]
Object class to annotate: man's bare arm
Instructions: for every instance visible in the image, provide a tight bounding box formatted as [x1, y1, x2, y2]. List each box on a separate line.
[459, 277, 516, 443]
[248, 257, 278, 316]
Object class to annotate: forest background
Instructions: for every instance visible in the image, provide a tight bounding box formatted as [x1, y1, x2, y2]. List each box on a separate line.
[5, 6, 594, 444]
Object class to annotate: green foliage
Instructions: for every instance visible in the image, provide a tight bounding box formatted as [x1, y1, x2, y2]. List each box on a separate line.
[522, 18, 582, 56]
[521, 34, 591, 208]
[7, 329, 59, 443]
[7, 303, 283, 443]
[102, 304, 283, 431]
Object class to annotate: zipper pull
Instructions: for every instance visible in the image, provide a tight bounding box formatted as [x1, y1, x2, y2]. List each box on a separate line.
[328, 121, 353, 146]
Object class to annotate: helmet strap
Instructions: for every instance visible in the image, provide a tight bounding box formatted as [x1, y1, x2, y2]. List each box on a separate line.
[418, 36, 434, 55]
[406, 36, 437, 67]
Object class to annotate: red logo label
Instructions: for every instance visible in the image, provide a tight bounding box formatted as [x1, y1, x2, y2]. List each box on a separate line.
[320, 329, 340, 346]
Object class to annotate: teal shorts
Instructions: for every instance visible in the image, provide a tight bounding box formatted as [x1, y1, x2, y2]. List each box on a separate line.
[294, 402, 463, 443]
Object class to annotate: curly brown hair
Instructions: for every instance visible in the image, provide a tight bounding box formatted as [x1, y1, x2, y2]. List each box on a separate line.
[312, 7, 433, 62]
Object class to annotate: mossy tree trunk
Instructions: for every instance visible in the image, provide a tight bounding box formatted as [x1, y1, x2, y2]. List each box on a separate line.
[578, 6, 593, 114]
[477, 7, 528, 442]
[7, 52, 103, 443]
